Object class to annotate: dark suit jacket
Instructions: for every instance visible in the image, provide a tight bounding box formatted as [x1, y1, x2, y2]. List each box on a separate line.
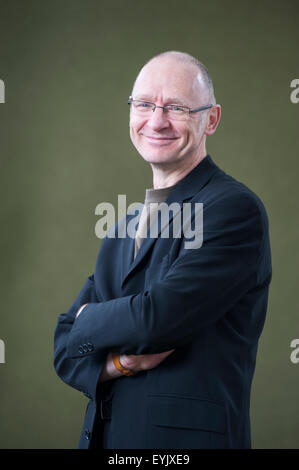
[54, 155, 272, 449]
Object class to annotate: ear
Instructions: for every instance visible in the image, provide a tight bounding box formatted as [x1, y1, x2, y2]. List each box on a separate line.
[205, 105, 221, 136]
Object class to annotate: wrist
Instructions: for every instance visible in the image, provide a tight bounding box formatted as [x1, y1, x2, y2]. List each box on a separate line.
[108, 353, 123, 378]
[112, 353, 136, 376]
[100, 353, 123, 382]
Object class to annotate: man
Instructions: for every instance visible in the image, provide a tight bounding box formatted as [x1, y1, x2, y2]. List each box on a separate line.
[54, 51, 272, 449]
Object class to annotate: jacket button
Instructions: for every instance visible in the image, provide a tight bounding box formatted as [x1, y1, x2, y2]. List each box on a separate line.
[87, 342, 94, 352]
[83, 344, 89, 353]
[78, 345, 84, 354]
[84, 429, 91, 440]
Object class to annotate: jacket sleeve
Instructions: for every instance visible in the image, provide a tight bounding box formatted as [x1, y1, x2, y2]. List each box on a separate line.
[53, 274, 108, 400]
[65, 193, 271, 358]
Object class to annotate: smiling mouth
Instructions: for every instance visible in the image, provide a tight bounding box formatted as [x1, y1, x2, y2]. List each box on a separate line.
[142, 135, 178, 143]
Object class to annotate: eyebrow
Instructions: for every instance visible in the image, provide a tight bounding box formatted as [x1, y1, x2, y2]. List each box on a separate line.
[134, 95, 190, 107]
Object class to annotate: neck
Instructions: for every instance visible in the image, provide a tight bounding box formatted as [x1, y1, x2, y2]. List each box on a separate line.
[150, 148, 207, 189]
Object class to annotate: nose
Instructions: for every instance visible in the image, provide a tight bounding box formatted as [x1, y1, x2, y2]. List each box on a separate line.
[146, 107, 171, 131]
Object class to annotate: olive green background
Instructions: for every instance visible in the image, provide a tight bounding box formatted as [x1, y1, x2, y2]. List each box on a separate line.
[0, 0, 298, 449]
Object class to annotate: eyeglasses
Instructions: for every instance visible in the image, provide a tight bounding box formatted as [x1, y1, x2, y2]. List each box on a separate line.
[128, 96, 213, 121]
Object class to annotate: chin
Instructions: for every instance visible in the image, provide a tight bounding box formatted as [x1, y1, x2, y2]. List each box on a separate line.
[136, 144, 179, 164]
[140, 151, 179, 165]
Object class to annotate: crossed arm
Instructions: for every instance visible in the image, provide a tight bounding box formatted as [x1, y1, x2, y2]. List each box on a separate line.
[54, 194, 265, 398]
[54, 274, 177, 399]
[76, 303, 175, 382]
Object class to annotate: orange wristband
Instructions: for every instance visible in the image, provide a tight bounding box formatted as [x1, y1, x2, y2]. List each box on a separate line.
[112, 353, 135, 376]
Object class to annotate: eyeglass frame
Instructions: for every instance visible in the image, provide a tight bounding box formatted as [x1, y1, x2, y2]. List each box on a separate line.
[128, 96, 213, 116]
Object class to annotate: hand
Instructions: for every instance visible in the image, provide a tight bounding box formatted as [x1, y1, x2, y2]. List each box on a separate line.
[119, 349, 175, 373]
[99, 349, 175, 382]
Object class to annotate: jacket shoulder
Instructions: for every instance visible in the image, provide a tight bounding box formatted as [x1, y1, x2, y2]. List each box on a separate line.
[198, 166, 270, 226]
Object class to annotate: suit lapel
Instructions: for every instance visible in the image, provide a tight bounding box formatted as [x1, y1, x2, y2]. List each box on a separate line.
[119, 206, 142, 284]
[120, 155, 219, 288]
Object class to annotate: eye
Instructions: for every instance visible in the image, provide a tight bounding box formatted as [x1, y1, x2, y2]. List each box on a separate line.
[168, 105, 185, 113]
[135, 101, 152, 108]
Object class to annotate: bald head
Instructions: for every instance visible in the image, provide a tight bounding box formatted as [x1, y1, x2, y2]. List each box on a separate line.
[132, 50, 216, 105]
[129, 50, 221, 174]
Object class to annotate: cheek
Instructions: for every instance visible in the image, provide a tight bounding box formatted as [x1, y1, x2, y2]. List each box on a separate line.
[188, 123, 201, 143]
[130, 115, 146, 135]
[177, 124, 190, 143]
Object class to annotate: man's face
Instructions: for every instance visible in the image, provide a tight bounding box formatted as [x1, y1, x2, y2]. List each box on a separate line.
[129, 57, 211, 166]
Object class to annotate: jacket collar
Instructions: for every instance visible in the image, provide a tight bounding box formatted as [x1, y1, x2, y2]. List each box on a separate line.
[121, 154, 220, 287]
[162, 154, 219, 204]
